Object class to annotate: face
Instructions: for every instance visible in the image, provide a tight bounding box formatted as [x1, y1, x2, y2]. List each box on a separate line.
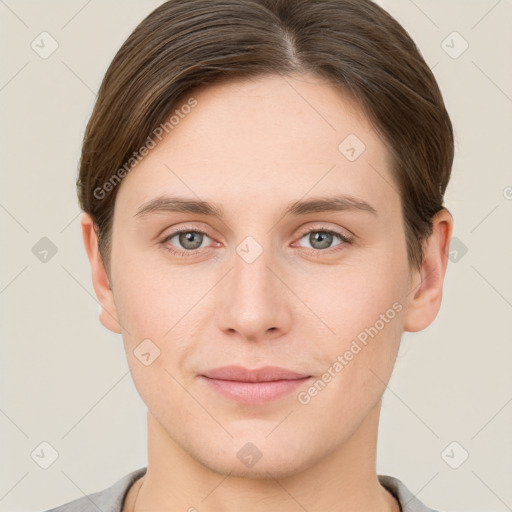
[102, 73, 416, 478]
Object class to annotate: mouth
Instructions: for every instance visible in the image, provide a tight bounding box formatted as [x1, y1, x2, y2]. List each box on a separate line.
[200, 365, 312, 404]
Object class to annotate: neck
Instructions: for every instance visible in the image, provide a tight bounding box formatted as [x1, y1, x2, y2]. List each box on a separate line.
[129, 401, 400, 512]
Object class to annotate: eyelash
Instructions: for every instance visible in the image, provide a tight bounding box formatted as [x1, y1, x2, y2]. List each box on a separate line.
[160, 226, 354, 258]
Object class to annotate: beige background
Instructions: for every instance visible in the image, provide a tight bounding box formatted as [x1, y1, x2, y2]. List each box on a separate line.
[1, 1, 511, 511]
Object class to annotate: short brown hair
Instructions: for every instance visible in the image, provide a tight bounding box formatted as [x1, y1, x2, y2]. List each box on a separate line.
[77, 0, 454, 277]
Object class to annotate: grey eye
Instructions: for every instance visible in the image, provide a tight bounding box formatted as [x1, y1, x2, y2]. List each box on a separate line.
[177, 231, 205, 250]
[163, 230, 210, 251]
[299, 230, 342, 250]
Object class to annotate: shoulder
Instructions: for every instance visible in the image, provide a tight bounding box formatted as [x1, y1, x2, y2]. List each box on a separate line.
[39, 467, 147, 512]
[378, 474, 443, 512]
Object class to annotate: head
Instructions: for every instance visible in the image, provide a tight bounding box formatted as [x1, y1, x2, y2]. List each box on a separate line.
[80, 0, 453, 478]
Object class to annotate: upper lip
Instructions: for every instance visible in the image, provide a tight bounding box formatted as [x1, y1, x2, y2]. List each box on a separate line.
[201, 365, 310, 382]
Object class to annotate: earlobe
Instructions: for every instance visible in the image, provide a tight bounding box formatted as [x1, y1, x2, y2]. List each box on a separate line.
[80, 212, 122, 334]
[403, 208, 454, 333]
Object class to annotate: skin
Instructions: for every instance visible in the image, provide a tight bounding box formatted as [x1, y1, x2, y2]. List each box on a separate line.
[81, 72, 453, 512]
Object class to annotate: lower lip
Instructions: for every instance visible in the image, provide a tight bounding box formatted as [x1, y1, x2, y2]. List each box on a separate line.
[201, 376, 312, 404]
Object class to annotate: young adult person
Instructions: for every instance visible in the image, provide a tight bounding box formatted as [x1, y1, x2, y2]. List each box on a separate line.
[44, 1, 454, 510]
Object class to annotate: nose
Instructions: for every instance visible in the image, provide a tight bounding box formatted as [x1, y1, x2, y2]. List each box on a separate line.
[216, 240, 293, 343]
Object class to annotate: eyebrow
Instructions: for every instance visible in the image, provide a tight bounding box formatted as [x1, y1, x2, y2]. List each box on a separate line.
[134, 194, 377, 219]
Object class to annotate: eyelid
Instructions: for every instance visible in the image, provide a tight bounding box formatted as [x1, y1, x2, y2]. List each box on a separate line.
[160, 222, 355, 257]
[290, 227, 353, 257]
[294, 223, 355, 242]
[161, 226, 216, 246]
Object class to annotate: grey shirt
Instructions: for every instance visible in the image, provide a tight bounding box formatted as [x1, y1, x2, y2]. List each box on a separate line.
[41, 467, 441, 512]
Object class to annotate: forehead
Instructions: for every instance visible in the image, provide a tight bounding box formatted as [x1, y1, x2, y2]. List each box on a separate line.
[114, 72, 398, 220]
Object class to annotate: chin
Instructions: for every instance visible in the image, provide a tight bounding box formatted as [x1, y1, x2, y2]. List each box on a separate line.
[203, 452, 313, 481]
[186, 432, 324, 481]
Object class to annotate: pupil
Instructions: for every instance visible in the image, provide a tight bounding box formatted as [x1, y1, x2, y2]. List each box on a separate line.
[180, 231, 202, 249]
[311, 231, 332, 249]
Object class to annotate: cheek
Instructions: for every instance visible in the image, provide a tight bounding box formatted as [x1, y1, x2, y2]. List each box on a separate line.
[298, 297, 404, 428]
[293, 255, 406, 398]
[295, 252, 406, 337]
[112, 252, 198, 340]
[111, 254, 207, 394]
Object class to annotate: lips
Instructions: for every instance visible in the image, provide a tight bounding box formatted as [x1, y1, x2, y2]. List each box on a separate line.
[200, 365, 312, 404]
[201, 365, 310, 382]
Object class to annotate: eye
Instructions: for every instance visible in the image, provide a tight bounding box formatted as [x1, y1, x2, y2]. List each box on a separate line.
[294, 227, 353, 253]
[161, 229, 213, 256]
[160, 225, 353, 258]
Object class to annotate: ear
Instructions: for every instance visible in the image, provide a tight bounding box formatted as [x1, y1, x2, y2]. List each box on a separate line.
[403, 208, 454, 332]
[80, 212, 122, 334]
